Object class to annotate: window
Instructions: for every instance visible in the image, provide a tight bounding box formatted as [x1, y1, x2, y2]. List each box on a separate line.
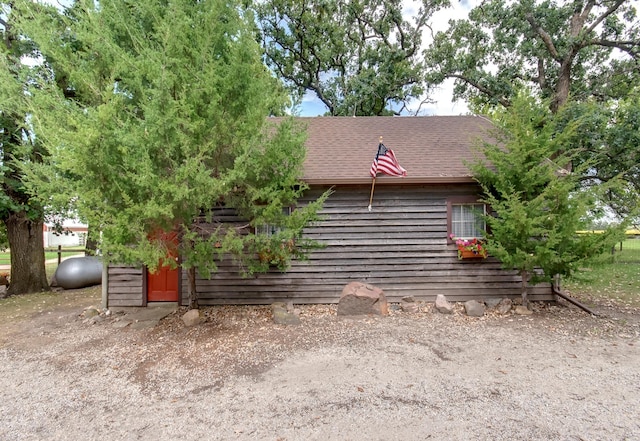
[255, 206, 292, 236]
[448, 198, 486, 240]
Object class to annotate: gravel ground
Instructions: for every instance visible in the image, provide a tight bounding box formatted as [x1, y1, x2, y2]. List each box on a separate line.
[1, 290, 639, 441]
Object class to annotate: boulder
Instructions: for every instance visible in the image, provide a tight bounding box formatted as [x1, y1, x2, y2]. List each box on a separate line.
[515, 305, 533, 316]
[464, 300, 486, 317]
[272, 302, 301, 325]
[337, 282, 388, 316]
[182, 309, 203, 327]
[496, 298, 513, 315]
[401, 296, 420, 313]
[82, 307, 100, 319]
[484, 297, 502, 309]
[434, 294, 454, 314]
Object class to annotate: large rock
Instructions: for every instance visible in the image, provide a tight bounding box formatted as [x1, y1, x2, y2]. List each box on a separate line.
[484, 297, 502, 309]
[182, 309, 203, 327]
[434, 294, 454, 314]
[464, 300, 486, 317]
[515, 305, 533, 316]
[272, 302, 301, 325]
[338, 282, 388, 316]
[401, 296, 421, 313]
[496, 298, 513, 315]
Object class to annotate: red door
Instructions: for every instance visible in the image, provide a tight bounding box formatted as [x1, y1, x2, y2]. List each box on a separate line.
[147, 231, 179, 302]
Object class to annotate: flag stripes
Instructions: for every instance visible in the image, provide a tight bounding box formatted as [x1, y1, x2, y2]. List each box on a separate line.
[370, 143, 407, 178]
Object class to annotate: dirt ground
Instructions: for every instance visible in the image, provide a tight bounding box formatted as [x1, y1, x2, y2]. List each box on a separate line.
[1, 287, 639, 441]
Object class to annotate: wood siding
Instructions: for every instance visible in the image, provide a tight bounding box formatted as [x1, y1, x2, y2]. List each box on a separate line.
[180, 184, 552, 306]
[107, 266, 145, 307]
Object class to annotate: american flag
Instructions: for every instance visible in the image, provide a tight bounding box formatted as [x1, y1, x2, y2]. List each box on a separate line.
[369, 143, 407, 178]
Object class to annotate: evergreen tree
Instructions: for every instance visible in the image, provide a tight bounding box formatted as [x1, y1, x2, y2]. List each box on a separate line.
[23, 0, 327, 308]
[0, 2, 50, 295]
[470, 94, 624, 307]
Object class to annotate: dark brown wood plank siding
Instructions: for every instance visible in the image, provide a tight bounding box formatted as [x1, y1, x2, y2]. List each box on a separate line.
[107, 266, 145, 307]
[187, 184, 552, 305]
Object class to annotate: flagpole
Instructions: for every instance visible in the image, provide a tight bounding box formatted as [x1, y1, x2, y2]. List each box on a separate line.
[368, 177, 376, 212]
[368, 136, 383, 212]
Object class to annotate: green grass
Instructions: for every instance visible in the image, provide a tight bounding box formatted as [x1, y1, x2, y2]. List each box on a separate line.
[0, 246, 85, 265]
[564, 239, 640, 307]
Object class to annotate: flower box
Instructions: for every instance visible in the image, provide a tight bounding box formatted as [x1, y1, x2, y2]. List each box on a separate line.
[450, 235, 488, 260]
[458, 248, 486, 259]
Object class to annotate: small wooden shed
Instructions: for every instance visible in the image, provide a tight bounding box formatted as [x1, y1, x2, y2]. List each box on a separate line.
[105, 116, 553, 307]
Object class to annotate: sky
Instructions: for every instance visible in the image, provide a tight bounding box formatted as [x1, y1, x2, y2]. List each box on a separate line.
[297, 0, 477, 117]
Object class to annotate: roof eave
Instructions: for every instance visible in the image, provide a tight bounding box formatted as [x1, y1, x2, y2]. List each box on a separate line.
[304, 176, 477, 185]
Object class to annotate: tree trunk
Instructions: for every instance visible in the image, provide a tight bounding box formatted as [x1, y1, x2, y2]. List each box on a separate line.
[520, 268, 530, 308]
[187, 266, 198, 310]
[552, 60, 572, 113]
[84, 224, 98, 256]
[5, 211, 50, 295]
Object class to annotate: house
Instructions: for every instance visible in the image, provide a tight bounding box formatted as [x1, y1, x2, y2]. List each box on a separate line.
[43, 220, 88, 248]
[105, 116, 553, 307]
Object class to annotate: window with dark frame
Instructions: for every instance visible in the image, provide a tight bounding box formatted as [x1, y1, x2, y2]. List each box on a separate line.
[447, 197, 486, 240]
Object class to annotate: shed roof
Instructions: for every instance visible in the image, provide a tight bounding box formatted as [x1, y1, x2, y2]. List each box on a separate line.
[289, 115, 494, 185]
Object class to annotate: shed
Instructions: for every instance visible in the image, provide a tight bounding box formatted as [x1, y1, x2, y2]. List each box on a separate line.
[105, 116, 553, 307]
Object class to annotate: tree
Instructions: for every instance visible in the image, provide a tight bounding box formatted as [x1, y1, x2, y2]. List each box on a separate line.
[469, 94, 624, 307]
[557, 91, 640, 225]
[257, 0, 449, 116]
[424, 0, 640, 226]
[424, 0, 639, 113]
[0, 3, 50, 295]
[23, 0, 327, 308]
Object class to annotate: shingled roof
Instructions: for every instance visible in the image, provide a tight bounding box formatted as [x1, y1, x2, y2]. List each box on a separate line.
[293, 115, 494, 185]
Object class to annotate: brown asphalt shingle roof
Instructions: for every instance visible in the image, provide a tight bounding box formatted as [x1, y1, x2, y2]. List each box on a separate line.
[293, 115, 494, 185]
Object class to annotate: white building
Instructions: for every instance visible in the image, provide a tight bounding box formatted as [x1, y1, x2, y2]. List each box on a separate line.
[43, 220, 88, 248]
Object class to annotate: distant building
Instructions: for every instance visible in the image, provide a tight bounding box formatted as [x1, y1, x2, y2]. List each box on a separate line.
[43, 220, 88, 248]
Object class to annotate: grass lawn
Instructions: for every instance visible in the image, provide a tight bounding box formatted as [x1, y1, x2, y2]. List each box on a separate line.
[564, 238, 640, 307]
[0, 246, 85, 265]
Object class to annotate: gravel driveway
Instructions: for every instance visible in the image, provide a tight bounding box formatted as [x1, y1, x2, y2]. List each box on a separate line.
[1, 289, 639, 441]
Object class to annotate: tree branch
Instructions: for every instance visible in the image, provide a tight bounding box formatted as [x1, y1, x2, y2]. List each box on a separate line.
[590, 39, 639, 57]
[585, 0, 625, 35]
[450, 74, 512, 108]
[525, 13, 561, 62]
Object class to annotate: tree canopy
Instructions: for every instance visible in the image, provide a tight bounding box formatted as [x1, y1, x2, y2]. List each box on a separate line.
[0, 1, 50, 294]
[424, 0, 640, 112]
[257, 0, 449, 116]
[553, 90, 640, 225]
[22, 0, 327, 307]
[469, 94, 625, 306]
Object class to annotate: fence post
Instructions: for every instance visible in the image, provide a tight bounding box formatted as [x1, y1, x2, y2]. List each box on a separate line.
[57, 244, 62, 265]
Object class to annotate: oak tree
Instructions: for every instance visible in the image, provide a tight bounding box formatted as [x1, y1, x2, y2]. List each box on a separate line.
[257, 0, 449, 116]
[424, 0, 639, 112]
